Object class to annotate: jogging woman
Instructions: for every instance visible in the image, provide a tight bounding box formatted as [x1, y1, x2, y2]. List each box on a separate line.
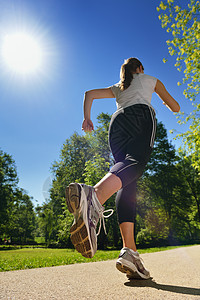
[66, 57, 180, 280]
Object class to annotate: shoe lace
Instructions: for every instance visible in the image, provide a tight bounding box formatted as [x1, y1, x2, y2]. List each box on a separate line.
[97, 209, 114, 236]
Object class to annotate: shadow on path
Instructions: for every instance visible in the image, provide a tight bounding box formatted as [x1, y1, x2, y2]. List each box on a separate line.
[124, 278, 200, 296]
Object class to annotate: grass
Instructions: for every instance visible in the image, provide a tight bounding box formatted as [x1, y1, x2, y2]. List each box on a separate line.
[0, 244, 197, 272]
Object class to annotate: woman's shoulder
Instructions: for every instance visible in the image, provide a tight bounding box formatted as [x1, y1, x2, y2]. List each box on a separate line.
[140, 74, 157, 88]
[142, 73, 157, 80]
[109, 81, 121, 98]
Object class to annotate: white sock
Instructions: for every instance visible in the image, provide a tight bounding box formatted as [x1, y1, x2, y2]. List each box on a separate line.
[129, 248, 139, 256]
[124, 247, 139, 256]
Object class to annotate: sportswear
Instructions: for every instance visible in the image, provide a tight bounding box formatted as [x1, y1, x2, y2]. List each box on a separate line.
[66, 183, 113, 258]
[116, 247, 150, 279]
[108, 104, 156, 224]
[110, 73, 157, 112]
[107, 73, 157, 224]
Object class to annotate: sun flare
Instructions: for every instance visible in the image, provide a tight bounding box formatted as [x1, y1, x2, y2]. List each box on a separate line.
[1, 33, 43, 74]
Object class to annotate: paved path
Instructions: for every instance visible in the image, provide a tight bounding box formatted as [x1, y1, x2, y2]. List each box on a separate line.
[0, 245, 200, 300]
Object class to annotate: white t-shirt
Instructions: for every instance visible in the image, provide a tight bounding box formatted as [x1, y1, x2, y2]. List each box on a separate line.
[110, 73, 157, 112]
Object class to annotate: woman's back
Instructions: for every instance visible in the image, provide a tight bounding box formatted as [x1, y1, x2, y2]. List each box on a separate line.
[110, 73, 157, 111]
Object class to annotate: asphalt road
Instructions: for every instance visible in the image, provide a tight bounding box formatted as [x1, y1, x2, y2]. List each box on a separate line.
[0, 245, 200, 300]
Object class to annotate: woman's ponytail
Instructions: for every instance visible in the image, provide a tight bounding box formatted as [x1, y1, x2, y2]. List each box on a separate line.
[120, 63, 133, 91]
[119, 57, 144, 91]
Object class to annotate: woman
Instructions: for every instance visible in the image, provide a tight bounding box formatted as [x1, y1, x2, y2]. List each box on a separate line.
[66, 57, 180, 280]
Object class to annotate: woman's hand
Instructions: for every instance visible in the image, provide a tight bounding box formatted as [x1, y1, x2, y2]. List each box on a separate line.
[82, 118, 94, 132]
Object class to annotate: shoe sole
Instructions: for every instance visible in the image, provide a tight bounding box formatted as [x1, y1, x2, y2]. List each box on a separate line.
[116, 260, 149, 280]
[66, 183, 93, 258]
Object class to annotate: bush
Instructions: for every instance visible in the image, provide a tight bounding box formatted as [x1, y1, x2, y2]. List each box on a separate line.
[136, 228, 169, 248]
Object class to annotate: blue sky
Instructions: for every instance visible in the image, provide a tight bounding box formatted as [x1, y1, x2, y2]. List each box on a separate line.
[0, 0, 193, 206]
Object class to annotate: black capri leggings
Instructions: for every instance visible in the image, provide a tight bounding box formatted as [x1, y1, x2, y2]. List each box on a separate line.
[108, 104, 156, 224]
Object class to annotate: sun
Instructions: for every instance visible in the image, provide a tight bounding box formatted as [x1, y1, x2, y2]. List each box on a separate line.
[1, 33, 43, 74]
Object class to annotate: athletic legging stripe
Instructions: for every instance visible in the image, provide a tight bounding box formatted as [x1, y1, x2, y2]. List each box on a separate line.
[148, 106, 156, 148]
[108, 103, 156, 224]
[117, 162, 138, 174]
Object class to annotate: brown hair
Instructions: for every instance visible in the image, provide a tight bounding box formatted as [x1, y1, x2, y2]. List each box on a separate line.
[120, 57, 144, 91]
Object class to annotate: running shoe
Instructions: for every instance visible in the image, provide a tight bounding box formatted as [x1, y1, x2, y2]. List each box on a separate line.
[116, 247, 150, 279]
[66, 183, 113, 258]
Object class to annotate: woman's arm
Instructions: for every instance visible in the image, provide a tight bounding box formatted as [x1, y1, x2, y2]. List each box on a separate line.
[155, 79, 180, 113]
[82, 88, 115, 132]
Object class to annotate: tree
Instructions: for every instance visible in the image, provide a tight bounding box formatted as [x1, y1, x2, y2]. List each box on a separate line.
[0, 149, 35, 244]
[157, 0, 200, 174]
[35, 203, 55, 246]
[49, 115, 200, 249]
[51, 132, 93, 214]
[177, 151, 200, 224]
[48, 112, 200, 248]
[146, 121, 177, 174]
[0, 150, 18, 235]
[157, 0, 200, 101]
[83, 114, 122, 249]
[175, 109, 200, 175]
[8, 190, 35, 244]
[136, 121, 180, 246]
[49, 113, 122, 248]
[49, 132, 95, 246]
[92, 113, 113, 164]
[136, 120, 200, 246]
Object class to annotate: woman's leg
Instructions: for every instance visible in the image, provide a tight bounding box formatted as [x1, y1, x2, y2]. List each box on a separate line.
[116, 180, 137, 251]
[120, 222, 137, 252]
[94, 173, 122, 205]
[94, 105, 155, 254]
[95, 171, 137, 251]
[94, 156, 143, 206]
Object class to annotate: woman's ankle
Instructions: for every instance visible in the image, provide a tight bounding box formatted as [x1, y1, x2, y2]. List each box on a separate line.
[123, 244, 137, 252]
[94, 188, 104, 206]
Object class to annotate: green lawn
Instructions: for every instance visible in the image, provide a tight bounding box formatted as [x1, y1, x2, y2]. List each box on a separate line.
[0, 245, 196, 272]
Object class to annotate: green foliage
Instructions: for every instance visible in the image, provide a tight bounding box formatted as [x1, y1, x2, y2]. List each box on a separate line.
[46, 133, 94, 246]
[48, 113, 121, 249]
[1, 111, 200, 250]
[0, 149, 35, 244]
[35, 203, 55, 246]
[83, 155, 110, 186]
[146, 121, 177, 174]
[8, 191, 35, 244]
[157, 0, 200, 178]
[93, 113, 113, 164]
[137, 121, 200, 246]
[175, 104, 200, 174]
[176, 151, 200, 225]
[157, 0, 200, 101]
[45, 114, 200, 248]
[0, 150, 18, 235]
[3, 111, 195, 250]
